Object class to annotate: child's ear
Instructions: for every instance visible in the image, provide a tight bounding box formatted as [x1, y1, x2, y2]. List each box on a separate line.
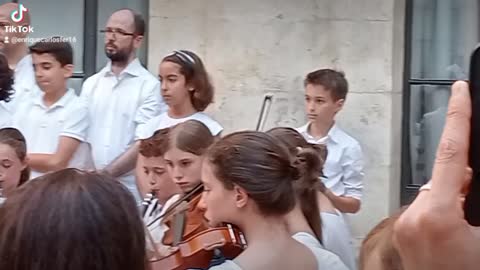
[63, 64, 74, 78]
[233, 185, 248, 209]
[335, 98, 345, 112]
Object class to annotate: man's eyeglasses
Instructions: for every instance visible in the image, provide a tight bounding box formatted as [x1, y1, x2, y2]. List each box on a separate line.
[99, 28, 136, 37]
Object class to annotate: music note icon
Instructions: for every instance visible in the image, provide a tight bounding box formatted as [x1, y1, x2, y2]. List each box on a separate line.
[10, 4, 28, 23]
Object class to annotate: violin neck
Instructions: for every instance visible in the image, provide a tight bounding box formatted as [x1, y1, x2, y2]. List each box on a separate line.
[151, 183, 203, 225]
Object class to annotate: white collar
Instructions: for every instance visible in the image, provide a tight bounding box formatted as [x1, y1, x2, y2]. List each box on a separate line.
[102, 58, 143, 77]
[298, 122, 340, 144]
[33, 88, 75, 110]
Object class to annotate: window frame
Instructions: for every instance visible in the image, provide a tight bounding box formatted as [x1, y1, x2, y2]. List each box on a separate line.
[9, 0, 97, 79]
[401, 0, 458, 204]
[11, 0, 149, 80]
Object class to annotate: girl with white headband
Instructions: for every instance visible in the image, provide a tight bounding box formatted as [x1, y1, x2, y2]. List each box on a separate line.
[135, 50, 222, 141]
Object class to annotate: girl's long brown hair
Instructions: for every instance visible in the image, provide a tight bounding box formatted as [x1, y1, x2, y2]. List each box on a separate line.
[162, 50, 214, 111]
[267, 127, 325, 243]
[0, 169, 147, 270]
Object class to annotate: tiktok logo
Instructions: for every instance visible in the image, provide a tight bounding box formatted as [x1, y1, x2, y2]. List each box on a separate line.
[10, 4, 28, 23]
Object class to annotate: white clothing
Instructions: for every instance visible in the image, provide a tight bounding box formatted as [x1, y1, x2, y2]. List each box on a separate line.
[136, 111, 223, 140]
[12, 89, 91, 179]
[0, 105, 11, 128]
[208, 260, 243, 270]
[320, 212, 357, 270]
[292, 232, 349, 270]
[81, 58, 166, 201]
[296, 122, 364, 200]
[12, 54, 37, 104]
[144, 194, 181, 245]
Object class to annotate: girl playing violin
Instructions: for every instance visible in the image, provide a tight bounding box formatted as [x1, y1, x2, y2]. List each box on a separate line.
[199, 131, 319, 270]
[133, 50, 222, 206]
[0, 127, 30, 201]
[116, 50, 221, 195]
[152, 119, 215, 256]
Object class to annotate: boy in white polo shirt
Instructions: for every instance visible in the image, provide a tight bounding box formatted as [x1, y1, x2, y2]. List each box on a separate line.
[13, 38, 90, 179]
[296, 69, 364, 214]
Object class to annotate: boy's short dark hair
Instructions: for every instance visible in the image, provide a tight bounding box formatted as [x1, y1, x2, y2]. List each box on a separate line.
[139, 128, 170, 158]
[304, 69, 348, 101]
[29, 37, 73, 66]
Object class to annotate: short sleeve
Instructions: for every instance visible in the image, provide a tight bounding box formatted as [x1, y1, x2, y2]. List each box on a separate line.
[60, 99, 89, 142]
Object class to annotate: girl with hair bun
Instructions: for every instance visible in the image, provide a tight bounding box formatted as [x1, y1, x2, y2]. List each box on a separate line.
[199, 131, 318, 270]
[267, 127, 356, 270]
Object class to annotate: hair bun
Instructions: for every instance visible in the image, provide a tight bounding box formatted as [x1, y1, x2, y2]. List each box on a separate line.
[289, 163, 301, 181]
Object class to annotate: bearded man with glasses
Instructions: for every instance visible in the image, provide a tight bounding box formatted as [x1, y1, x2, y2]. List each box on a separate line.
[81, 9, 166, 205]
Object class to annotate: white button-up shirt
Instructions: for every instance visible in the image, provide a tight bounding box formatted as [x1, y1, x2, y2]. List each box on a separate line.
[13, 88, 90, 178]
[296, 123, 364, 200]
[81, 59, 165, 196]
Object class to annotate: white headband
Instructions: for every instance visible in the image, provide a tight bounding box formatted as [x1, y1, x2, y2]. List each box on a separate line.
[165, 50, 195, 65]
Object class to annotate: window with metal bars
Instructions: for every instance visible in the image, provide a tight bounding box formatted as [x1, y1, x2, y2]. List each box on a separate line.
[5, 0, 148, 93]
[401, 0, 480, 204]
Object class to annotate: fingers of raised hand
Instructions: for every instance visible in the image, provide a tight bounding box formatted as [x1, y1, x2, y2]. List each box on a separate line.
[431, 81, 472, 202]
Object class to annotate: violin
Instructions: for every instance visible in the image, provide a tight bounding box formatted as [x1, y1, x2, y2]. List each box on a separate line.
[145, 93, 275, 269]
[149, 224, 246, 270]
[148, 183, 204, 227]
[161, 191, 208, 246]
[145, 187, 246, 270]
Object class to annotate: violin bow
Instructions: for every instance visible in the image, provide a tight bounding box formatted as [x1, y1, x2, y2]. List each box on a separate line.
[255, 93, 274, 131]
[146, 183, 203, 227]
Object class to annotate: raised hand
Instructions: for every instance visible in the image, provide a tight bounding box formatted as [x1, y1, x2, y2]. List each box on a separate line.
[393, 81, 480, 270]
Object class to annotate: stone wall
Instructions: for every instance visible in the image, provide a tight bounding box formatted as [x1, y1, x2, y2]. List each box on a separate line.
[148, 0, 406, 247]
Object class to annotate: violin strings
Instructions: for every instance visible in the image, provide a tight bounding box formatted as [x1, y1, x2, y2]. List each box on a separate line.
[146, 183, 203, 227]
